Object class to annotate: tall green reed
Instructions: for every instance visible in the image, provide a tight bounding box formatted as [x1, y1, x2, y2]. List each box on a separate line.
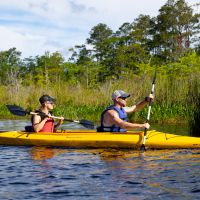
[187, 77, 200, 137]
[0, 72, 198, 127]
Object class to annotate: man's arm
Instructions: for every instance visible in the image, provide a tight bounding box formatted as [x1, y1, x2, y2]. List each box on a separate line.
[124, 95, 153, 113]
[124, 100, 148, 113]
[106, 110, 149, 130]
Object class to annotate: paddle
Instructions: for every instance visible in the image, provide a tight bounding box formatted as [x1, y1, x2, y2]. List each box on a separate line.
[6, 105, 95, 129]
[140, 71, 157, 151]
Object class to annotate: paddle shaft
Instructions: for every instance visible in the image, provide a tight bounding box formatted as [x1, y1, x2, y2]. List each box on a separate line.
[30, 112, 95, 128]
[30, 112, 85, 123]
[6, 105, 95, 129]
[141, 72, 156, 150]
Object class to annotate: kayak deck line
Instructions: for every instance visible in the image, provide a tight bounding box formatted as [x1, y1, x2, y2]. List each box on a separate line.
[146, 130, 182, 140]
[0, 130, 200, 149]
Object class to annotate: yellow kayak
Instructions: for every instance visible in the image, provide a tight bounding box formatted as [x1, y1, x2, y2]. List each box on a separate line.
[0, 130, 200, 149]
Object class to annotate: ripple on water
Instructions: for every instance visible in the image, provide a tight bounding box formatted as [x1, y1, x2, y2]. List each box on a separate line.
[0, 145, 200, 199]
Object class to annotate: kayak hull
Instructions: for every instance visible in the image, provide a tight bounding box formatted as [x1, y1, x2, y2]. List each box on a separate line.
[0, 130, 200, 149]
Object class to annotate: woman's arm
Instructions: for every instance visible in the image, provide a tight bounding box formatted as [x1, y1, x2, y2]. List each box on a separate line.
[32, 115, 48, 132]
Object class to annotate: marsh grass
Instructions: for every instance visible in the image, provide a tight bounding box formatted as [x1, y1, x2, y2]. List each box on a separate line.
[188, 79, 200, 137]
[0, 73, 198, 128]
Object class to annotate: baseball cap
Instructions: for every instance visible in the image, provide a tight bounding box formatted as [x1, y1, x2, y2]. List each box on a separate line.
[39, 94, 56, 104]
[112, 90, 130, 100]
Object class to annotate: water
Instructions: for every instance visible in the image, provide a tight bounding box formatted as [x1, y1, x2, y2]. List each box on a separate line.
[0, 120, 199, 200]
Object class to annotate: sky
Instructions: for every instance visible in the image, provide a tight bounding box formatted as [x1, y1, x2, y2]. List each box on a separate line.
[0, 0, 198, 59]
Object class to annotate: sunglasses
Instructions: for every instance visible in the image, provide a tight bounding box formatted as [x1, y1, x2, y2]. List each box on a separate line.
[46, 101, 54, 105]
[119, 97, 127, 100]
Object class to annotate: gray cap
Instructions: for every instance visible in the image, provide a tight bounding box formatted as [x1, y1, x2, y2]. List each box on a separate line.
[39, 94, 56, 104]
[112, 90, 130, 100]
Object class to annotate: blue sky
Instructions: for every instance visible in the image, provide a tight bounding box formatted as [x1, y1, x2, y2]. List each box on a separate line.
[0, 0, 198, 59]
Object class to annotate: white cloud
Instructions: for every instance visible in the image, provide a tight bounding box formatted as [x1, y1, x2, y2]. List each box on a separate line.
[0, 26, 47, 57]
[0, 0, 198, 58]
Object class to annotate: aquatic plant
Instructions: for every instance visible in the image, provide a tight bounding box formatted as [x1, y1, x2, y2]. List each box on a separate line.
[187, 77, 200, 137]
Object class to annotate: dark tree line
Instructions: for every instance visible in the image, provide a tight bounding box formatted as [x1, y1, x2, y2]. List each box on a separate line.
[70, 0, 200, 81]
[0, 0, 200, 87]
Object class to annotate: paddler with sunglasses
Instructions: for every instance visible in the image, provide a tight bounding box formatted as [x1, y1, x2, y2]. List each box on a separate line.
[32, 94, 64, 132]
[98, 90, 152, 132]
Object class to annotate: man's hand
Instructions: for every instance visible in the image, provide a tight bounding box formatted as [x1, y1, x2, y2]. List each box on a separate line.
[145, 94, 154, 103]
[143, 122, 150, 129]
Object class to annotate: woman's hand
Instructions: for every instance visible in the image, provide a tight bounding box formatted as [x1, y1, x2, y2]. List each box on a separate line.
[58, 117, 64, 125]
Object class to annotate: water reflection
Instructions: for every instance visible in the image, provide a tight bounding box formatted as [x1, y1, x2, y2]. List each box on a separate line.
[0, 119, 89, 131]
[0, 120, 199, 199]
[152, 123, 189, 135]
[0, 145, 199, 199]
[0, 119, 189, 134]
[29, 147, 200, 169]
[30, 147, 70, 161]
[0, 120, 30, 131]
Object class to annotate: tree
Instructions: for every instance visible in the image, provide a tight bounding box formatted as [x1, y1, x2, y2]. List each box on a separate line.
[87, 23, 113, 62]
[69, 45, 92, 65]
[115, 22, 134, 46]
[0, 47, 22, 86]
[152, 0, 200, 62]
[131, 15, 153, 50]
[21, 56, 37, 86]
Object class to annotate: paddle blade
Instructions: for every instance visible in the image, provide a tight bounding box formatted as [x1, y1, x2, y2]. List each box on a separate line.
[6, 105, 28, 116]
[140, 144, 146, 152]
[79, 120, 95, 129]
[63, 118, 95, 129]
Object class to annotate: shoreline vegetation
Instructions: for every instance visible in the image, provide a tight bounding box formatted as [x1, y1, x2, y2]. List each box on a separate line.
[0, 71, 198, 127]
[0, 0, 200, 135]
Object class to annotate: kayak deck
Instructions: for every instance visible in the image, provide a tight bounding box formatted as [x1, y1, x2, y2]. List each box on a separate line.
[0, 130, 200, 149]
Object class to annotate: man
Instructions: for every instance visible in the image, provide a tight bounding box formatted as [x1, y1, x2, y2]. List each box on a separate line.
[32, 94, 64, 132]
[98, 90, 151, 132]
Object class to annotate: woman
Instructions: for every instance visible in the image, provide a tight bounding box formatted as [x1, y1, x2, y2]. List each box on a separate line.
[32, 94, 64, 132]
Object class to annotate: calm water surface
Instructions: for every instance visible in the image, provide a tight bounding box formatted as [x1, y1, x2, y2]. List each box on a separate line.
[0, 120, 199, 200]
